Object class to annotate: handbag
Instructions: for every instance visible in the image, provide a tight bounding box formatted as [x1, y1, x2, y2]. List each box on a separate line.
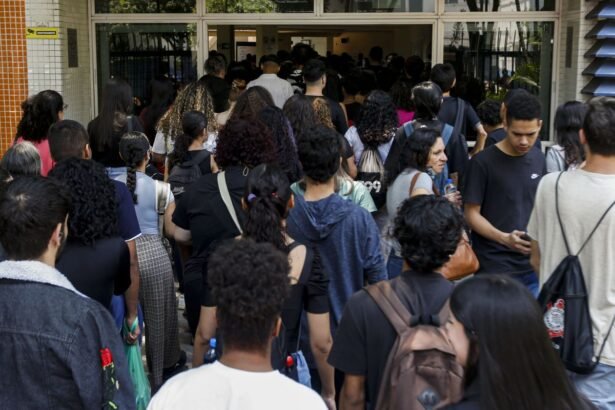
[123, 319, 151, 410]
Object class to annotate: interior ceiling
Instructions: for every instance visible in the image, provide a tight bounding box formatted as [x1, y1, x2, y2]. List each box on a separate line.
[209, 24, 431, 36]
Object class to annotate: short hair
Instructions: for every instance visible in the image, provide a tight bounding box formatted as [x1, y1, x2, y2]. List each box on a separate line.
[208, 239, 290, 352]
[48, 120, 89, 162]
[506, 92, 541, 124]
[259, 54, 280, 67]
[0, 176, 70, 260]
[297, 125, 341, 183]
[476, 100, 503, 127]
[205, 55, 226, 75]
[583, 97, 615, 156]
[393, 195, 463, 272]
[430, 63, 456, 93]
[369, 46, 383, 62]
[0, 141, 41, 177]
[302, 59, 326, 84]
[412, 81, 443, 120]
[291, 43, 316, 66]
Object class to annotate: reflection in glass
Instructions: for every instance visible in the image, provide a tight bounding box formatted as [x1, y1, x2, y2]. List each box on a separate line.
[444, 0, 554, 12]
[444, 21, 554, 138]
[206, 0, 314, 13]
[95, 0, 196, 13]
[324, 0, 434, 12]
[96, 24, 198, 104]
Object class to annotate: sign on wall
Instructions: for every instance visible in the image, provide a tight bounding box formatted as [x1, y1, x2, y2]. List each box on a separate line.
[26, 27, 59, 39]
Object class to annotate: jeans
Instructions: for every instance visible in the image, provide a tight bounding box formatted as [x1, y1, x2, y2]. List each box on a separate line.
[569, 363, 615, 409]
[386, 254, 403, 279]
[512, 271, 539, 298]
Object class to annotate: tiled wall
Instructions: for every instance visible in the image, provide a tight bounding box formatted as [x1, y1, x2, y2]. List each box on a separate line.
[0, 0, 28, 154]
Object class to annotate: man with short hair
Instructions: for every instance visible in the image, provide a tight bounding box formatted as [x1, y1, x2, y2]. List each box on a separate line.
[148, 240, 326, 409]
[328, 196, 462, 409]
[198, 54, 231, 113]
[476, 99, 505, 149]
[0, 177, 135, 408]
[303, 58, 349, 135]
[287, 125, 386, 328]
[247, 54, 294, 109]
[528, 97, 615, 408]
[464, 92, 546, 295]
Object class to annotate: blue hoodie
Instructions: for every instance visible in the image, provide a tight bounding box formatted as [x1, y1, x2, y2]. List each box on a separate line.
[287, 193, 387, 327]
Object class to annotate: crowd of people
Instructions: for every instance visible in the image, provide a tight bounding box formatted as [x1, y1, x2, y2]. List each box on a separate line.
[1, 43, 614, 410]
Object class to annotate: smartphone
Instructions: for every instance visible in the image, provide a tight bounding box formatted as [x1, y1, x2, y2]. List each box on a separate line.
[520, 233, 532, 242]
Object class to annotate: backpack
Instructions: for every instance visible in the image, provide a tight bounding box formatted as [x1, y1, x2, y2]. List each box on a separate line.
[365, 279, 464, 410]
[356, 146, 388, 209]
[167, 150, 210, 199]
[538, 172, 615, 374]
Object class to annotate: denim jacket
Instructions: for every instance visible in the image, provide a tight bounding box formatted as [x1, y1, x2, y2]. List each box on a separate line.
[0, 261, 135, 409]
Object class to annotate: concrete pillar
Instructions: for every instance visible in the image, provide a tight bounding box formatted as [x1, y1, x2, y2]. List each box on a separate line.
[256, 25, 278, 59]
[216, 25, 235, 64]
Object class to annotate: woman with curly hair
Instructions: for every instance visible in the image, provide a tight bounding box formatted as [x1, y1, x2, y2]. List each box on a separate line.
[50, 158, 130, 311]
[152, 81, 216, 164]
[172, 118, 277, 347]
[14, 89, 65, 176]
[227, 85, 275, 122]
[88, 78, 144, 178]
[258, 106, 302, 183]
[116, 132, 184, 390]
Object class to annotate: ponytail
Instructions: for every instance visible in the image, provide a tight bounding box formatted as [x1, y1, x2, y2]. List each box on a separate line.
[168, 110, 207, 167]
[119, 131, 150, 204]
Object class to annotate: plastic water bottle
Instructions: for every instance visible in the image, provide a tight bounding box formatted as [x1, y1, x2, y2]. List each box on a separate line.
[203, 338, 217, 365]
[444, 179, 457, 195]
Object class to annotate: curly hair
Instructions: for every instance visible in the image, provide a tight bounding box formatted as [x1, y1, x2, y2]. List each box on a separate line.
[16, 90, 64, 143]
[356, 90, 398, 147]
[228, 86, 275, 122]
[0, 141, 41, 177]
[390, 78, 414, 112]
[476, 99, 503, 127]
[393, 195, 463, 272]
[118, 132, 150, 204]
[48, 158, 118, 246]
[243, 164, 292, 253]
[168, 110, 207, 168]
[214, 118, 277, 170]
[208, 239, 290, 351]
[297, 125, 341, 183]
[283, 94, 317, 140]
[258, 106, 302, 183]
[312, 97, 335, 130]
[157, 81, 216, 149]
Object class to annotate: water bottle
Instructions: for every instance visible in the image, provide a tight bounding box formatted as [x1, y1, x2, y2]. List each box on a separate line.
[444, 179, 457, 196]
[203, 338, 217, 365]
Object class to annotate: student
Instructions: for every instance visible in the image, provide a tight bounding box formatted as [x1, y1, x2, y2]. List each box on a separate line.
[197, 55, 231, 114]
[139, 78, 176, 144]
[258, 106, 302, 183]
[528, 96, 615, 408]
[0, 177, 135, 409]
[546, 101, 588, 172]
[476, 99, 505, 149]
[287, 124, 386, 328]
[463, 92, 546, 295]
[445, 275, 594, 410]
[329, 195, 462, 410]
[430, 63, 487, 160]
[247, 55, 294, 109]
[148, 240, 327, 410]
[0, 141, 42, 177]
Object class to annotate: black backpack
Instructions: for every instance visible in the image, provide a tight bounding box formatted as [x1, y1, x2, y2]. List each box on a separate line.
[538, 172, 615, 374]
[168, 150, 210, 199]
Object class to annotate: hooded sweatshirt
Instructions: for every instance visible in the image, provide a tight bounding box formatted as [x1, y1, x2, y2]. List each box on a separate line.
[287, 193, 387, 326]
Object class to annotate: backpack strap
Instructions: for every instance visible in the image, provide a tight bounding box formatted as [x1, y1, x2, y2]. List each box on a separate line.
[155, 180, 169, 237]
[408, 171, 422, 196]
[452, 98, 465, 142]
[441, 124, 454, 147]
[217, 171, 243, 234]
[365, 280, 413, 336]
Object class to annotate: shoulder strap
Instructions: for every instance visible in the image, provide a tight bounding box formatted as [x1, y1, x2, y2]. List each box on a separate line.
[365, 280, 412, 335]
[217, 171, 243, 234]
[126, 115, 133, 133]
[155, 180, 168, 215]
[442, 124, 454, 147]
[453, 99, 465, 136]
[408, 171, 422, 196]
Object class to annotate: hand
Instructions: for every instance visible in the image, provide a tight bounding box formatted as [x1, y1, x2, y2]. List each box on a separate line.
[503, 230, 531, 255]
[124, 315, 140, 345]
[444, 191, 462, 207]
[321, 393, 336, 410]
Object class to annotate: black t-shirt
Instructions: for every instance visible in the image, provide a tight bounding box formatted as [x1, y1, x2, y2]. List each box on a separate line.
[328, 272, 454, 409]
[88, 116, 144, 168]
[345, 102, 361, 125]
[198, 75, 231, 113]
[183, 150, 212, 176]
[437, 97, 477, 175]
[306, 95, 348, 136]
[484, 127, 506, 148]
[56, 237, 131, 309]
[463, 145, 546, 275]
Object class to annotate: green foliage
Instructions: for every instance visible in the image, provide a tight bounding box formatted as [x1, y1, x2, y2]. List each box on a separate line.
[104, 0, 195, 13]
[206, 0, 277, 13]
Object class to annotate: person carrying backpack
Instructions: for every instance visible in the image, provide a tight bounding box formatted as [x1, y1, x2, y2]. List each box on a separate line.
[528, 96, 615, 408]
[167, 111, 213, 200]
[328, 195, 464, 410]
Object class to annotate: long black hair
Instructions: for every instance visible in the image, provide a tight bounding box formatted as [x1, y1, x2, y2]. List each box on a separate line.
[450, 275, 594, 410]
[168, 110, 207, 168]
[243, 164, 292, 253]
[412, 81, 442, 121]
[142, 78, 176, 143]
[283, 94, 317, 141]
[554, 101, 588, 168]
[93, 77, 134, 152]
[356, 90, 398, 147]
[118, 132, 150, 204]
[258, 106, 302, 183]
[16, 90, 64, 143]
[387, 127, 439, 185]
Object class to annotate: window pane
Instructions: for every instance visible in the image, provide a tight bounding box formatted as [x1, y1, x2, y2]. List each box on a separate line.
[206, 0, 314, 13]
[444, 21, 554, 139]
[95, 0, 196, 13]
[324, 0, 435, 13]
[444, 0, 554, 12]
[96, 24, 198, 106]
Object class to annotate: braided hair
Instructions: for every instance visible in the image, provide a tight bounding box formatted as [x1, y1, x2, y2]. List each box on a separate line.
[243, 164, 292, 253]
[119, 132, 150, 204]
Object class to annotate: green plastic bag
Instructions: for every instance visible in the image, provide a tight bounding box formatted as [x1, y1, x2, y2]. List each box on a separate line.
[123, 319, 151, 410]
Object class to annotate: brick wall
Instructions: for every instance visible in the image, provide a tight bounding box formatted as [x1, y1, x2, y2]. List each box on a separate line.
[0, 0, 28, 155]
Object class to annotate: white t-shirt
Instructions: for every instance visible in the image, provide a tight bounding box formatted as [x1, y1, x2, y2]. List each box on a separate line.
[247, 74, 294, 109]
[147, 361, 327, 410]
[527, 170, 615, 366]
[152, 131, 218, 155]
